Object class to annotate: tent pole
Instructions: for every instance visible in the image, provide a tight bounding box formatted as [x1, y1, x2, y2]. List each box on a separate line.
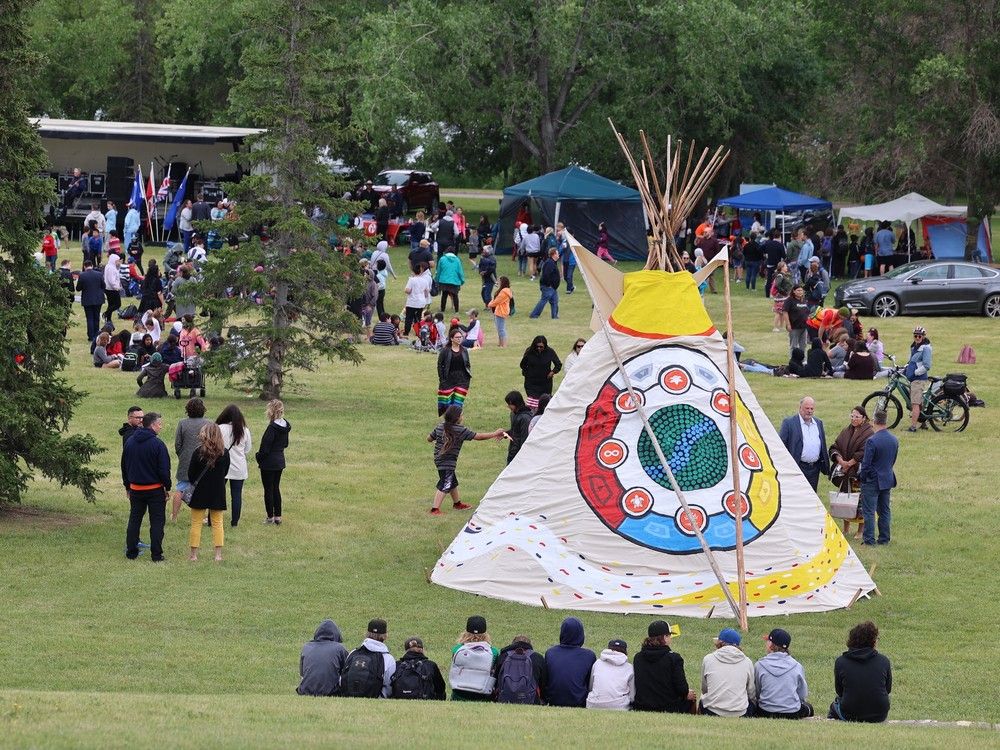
[568, 234, 742, 620]
[723, 260, 749, 631]
[554, 201, 561, 231]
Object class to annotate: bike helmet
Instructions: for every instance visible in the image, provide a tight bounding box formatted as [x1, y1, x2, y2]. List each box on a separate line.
[913, 326, 926, 336]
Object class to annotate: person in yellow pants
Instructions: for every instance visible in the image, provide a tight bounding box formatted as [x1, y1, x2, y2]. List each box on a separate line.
[187, 423, 231, 562]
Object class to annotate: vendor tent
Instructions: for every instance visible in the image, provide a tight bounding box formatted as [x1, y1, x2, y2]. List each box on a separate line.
[498, 166, 647, 260]
[717, 186, 832, 213]
[838, 193, 968, 260]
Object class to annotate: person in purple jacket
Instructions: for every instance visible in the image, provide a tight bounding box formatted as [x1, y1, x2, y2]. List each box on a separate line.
[543, 617, 596, 707]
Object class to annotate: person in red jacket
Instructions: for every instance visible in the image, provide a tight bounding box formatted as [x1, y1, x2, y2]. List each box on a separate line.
[41, 226, 58, 271]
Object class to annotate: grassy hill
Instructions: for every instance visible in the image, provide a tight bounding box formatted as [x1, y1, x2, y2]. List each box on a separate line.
[2, 244, 998, 746]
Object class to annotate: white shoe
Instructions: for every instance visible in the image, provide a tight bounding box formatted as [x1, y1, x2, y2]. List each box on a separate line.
[772, 327, 781, 332]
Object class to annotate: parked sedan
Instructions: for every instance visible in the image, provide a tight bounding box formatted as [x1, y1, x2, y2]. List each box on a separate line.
[834, 261, 1000, 318]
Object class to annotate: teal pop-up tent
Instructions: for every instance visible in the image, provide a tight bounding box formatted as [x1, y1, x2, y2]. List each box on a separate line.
[498, 166, 647, 260]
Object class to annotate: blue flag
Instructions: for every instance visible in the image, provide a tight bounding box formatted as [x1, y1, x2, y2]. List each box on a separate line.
[163, 169, 190, 232]
[129, 166, 144, 213]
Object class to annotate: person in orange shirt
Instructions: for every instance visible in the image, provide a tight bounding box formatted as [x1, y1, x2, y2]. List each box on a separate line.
[178, 316, 207, 358]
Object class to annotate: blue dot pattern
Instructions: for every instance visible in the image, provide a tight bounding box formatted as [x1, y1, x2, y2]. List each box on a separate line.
[637, 404, 727, 491]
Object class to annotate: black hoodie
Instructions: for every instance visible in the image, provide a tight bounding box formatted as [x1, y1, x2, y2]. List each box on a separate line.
[297, 620, 349, 696]
[393, 650, 447, 700]
[632, 644, 689, 713]
[119, 422, 138, 488]
[495, 640, 547, 704]
[834, 647, 892, 722]
[255, 419, 291, 471]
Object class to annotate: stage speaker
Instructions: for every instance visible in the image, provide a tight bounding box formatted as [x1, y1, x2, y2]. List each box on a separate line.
[106, 156, 134, 200]
[89, 173, 106, 195]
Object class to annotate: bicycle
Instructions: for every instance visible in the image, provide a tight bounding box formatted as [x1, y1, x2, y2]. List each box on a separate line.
[861, 355, 969, 432]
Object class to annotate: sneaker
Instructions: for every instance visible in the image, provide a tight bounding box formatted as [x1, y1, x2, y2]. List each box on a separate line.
[429, 508, 442, 515]
[906, 426, 918, 432]
[273, 518, 282, 525]
[137, 541, 150, 549]
[264, 518, 275, 524]
[452, 502, 472, 510]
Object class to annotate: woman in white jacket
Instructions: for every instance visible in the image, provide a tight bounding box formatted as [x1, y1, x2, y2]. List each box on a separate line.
[216, 404, 252, 527]
[586, 639, 635, 710]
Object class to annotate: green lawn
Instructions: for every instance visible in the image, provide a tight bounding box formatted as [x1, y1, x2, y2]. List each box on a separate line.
[2, 246, 999, 745]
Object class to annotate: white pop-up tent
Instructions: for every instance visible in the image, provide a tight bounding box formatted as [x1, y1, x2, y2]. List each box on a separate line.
[839, 192, 970, 260]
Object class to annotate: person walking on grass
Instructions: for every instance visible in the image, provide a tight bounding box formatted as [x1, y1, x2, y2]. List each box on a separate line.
[256, 399, 291, 525]
[487, 276, 513, 348]
[186, 423, 230, 562]
[217, 404, 252, 528]
[123, 412, 171, 562]
[529, 248, 560, 320]
[171, 398, 210, 521]
[434, 245, 465, 313]
[437, 326, 472, 415]
[427, 405, 504, 515]
[519, 335, 562, 410]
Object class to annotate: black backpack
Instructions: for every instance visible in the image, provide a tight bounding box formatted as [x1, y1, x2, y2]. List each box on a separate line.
[118, 304, 138, 320]
[390, 658, 436, 700]
[496, 648, 538, 704]
[120, 351, 139, 372]
[340, 646, 385, 698]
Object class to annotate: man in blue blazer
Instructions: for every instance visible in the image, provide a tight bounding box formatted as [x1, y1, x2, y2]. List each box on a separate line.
[859, 409, 899, 545]
[75, 260, 105, 344]
[778, 396, 829, 491]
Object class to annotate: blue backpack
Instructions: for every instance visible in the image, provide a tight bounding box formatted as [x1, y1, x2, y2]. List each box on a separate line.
[496, 648, 537, 704]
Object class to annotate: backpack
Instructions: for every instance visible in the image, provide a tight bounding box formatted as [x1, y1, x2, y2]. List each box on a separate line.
[340, 646, 385, 698]
[449, 643, 496, 695]
[390, 658, 437, 700]
[957, 345, 976, 364]
[120, 351, 139, 372]
[119, 304, 138, 320]
[496, 648, 538, 704]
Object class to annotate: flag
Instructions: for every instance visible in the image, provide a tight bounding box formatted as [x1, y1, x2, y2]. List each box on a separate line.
[129, 165, 144, 213]
[145, 163, 156, 235]
[163, 169, 190, 233]
[157, 164, 171, 203]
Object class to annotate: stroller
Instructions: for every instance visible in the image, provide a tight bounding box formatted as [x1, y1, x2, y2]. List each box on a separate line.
[169, 355, 206, 399]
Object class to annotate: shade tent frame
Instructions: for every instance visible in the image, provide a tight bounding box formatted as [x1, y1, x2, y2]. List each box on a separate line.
[717, 186, 833, 255]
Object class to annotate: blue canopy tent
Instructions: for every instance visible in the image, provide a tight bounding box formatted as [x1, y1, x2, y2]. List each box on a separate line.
[498, 166, 648, 260]
[717, 186, 832, 240]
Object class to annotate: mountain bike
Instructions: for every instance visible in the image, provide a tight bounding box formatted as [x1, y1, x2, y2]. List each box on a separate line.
[861, 355, 969, 432]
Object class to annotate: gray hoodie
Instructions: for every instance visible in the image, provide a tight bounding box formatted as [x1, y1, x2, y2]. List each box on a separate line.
[297, 620, 348, 696]
[586, 649, 635, 710]
[353, 637, 396, 698]
[754, 650, 808, 714]
[700, 645, 755, 717]
[174, 417, 210, 482]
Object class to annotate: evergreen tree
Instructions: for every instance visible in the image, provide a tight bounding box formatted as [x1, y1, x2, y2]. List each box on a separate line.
[191, 0, 366, 400]
[0, 0, 105, 505]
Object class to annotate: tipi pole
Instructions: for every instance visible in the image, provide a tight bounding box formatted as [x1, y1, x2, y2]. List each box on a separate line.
[723, 260, 749, 631]
[568, 234, 742, 620]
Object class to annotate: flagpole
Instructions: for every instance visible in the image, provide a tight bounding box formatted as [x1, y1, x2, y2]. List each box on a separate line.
[723, 260, 749, 631]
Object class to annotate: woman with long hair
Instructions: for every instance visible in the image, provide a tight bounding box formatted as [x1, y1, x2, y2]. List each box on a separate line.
[828, 405, 874, 538]
[138, 259, 164, 314]
[187, 422, 231, 562]
[770, 260, 792, 331]
[217, 404, 253, 527]
[519, 335, 562, 410]
[255, 399, 291, 525]
[449, 615, 499, 702]
[487, 276, 513, 348]
[564, 338, 587, 374]
[427, 405, 503, 515]
[436, 327, 472, 415]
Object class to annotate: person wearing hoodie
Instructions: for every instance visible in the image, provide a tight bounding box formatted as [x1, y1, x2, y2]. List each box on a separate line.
[342, 619, 396, 698]
[543, 617, 596, 707]
[586, 639, 635, 710]
[256, 399, 291, 525]
[122, 412, 171, 562]
[632, 620, 696, 713]
[171, 398, 211, 521]
[494, 635, 547, 704]
[391, 636, 446, 700]
[136, 352, 169, 398]
[103, 252, 123, 321]
[504, 391, 533, 464]
[434, 246, 465, 313]
[700, 628, 755, 717]
[828, 621, 892, 723]
[754, 628, 813, 718]
[297, 619, 349, 696]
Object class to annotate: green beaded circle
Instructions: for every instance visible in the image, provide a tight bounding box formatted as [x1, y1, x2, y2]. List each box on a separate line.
[637, 404, 727, 491]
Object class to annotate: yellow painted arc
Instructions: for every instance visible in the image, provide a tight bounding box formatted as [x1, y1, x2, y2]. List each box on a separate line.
[610, 271, 715, 338]
[734, 395, 779, 530]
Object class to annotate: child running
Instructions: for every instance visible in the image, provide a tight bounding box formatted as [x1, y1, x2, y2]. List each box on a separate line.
[427, 405, 504, 515]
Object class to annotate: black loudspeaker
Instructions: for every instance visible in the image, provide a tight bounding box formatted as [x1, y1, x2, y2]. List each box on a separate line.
[89, 173, 106, 195]
[106, 156, 134, 200]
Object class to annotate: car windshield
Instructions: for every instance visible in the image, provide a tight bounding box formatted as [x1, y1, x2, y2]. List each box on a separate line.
[882, 262, 926, 279]
[377, 171, 409, 187]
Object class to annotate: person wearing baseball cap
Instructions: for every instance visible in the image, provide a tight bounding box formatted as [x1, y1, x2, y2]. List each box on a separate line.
[449, 616, 499, 702]
[633, 620, 697, 713]
[699, 628, 755, 717]
[753, 628, 814, 718]
[391, 636, 446, 700]
[586, 638, 635, 710]
[905, 325, 932, 432]
[340, 619, 395, 698]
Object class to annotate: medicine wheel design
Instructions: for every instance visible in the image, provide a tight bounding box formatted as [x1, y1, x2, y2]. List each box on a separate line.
[576, 344, 781, 554]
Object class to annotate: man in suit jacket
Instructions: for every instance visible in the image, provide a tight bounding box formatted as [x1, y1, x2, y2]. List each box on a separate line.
[76, 260, 105, 343]
[859, 409, 899, 545]
[778, 396, 829, 491]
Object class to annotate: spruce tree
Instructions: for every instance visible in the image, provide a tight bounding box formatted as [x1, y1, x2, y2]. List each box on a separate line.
[191, 0, 366, 400]
[0, 0, 105, 505]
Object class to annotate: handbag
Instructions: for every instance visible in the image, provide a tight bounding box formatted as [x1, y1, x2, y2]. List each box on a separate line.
[181, 462, 211, 506]
[828, 477, 860, 519]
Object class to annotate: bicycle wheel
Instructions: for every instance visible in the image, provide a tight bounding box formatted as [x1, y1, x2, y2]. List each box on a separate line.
[928, 394, 969, 433]
[862, 392, 903, 429]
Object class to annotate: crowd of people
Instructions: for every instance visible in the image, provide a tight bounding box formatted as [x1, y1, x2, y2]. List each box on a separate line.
[119, 398, 291, 562]
[295, 614, 892, 724]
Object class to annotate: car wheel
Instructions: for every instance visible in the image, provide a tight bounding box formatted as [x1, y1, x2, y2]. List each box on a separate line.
[983, 293, 1000, 318]
[872, 294, 899, 318]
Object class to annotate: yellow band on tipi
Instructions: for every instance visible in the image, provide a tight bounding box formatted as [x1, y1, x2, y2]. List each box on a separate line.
[609, 271, 716, 339]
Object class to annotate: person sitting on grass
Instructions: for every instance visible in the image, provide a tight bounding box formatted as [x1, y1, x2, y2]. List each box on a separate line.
[158, 333, 184, 365]
[427, 405, 504, 515]
[753, 628, 813, 719]
[449, 616, 499, 702]
[586, 638, 635, 711]
[699, 628, 755, 717]
[543, 617, 597, 708]
[632, 620, 696, 713]
[93, 331, 123, 369]
[495, 634, 547, 705]
[370, 314, 401, 346]
[341, 619, 395, 698]
[391, 636, 447, 700]
[828, 621, 892, 723]
[136, 352, 169, 398]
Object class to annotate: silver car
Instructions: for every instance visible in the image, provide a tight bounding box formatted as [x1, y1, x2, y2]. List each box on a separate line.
[834, 261, 1000, 318]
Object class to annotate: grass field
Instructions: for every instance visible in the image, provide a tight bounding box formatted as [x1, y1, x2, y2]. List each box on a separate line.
[2, 243, 999, 747]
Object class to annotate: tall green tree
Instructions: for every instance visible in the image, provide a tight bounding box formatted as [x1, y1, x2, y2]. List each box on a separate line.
[105, 0, 167, 122]
[0, 0, 105, 505]
[190, 0, 365, 401]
